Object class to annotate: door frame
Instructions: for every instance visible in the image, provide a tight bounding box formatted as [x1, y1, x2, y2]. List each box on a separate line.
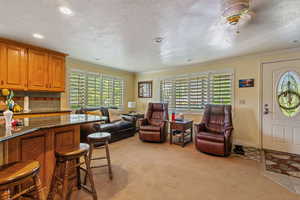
[260, 58, 300, 150]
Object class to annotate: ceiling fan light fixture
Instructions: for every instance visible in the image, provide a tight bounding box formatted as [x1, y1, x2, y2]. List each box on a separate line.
[222, 0, 252, 26]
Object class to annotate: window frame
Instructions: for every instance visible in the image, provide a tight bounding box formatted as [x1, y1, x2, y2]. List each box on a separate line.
[159, 69, 234, 113]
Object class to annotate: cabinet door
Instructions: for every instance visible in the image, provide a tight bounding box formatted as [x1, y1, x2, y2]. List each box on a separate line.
[28, 49, 49, 91]
[49, 54, 65, 92]
[0, 43, 27, 90]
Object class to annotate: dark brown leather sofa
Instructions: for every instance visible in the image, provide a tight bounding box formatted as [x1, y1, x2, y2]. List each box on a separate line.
[76, 107, 136, 143]
[138, 103, 169, 143]
[194, 104, 233, 156]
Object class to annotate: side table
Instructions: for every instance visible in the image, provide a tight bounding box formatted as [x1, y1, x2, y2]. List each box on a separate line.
[169, 120, 193, 147]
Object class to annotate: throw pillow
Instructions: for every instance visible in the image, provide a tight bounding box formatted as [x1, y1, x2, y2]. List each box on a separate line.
[108, 109, 122, 122]
[86, 110, 103, 117]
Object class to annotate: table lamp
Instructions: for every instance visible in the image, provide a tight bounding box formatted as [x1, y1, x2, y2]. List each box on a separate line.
[128, 101, 136, 113]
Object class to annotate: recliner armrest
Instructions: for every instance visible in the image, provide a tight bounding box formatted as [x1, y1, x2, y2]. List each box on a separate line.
[138, 118, 148, 126]
[224, 127, 233, 138]
[194, 123, 206, 133]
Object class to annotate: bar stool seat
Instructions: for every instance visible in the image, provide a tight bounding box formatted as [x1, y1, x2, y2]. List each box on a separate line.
[0, 161, 40, 186]
[48, 143, 97, 200]
[56, 143, 90, 160]
[0, 161, 44, 200]
[87, 132, 113, 180]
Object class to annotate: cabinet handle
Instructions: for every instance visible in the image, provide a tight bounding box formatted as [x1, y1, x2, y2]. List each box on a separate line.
[1, 80, 3, 85]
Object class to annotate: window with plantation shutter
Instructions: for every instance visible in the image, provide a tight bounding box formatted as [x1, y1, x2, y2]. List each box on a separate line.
[175, 76, 189, 109]
[69, 70, 86, 109]
[189, 74, 209, 110]
[86, 73, 102, 107]
[102, 75, 124, 107]
[210, 73, 232, 105]
[160, 70, 233, 112]
[160, 79, 174, 108]
[69, 69, 124, 109]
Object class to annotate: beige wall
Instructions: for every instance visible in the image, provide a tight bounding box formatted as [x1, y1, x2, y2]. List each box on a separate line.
[134, 48, 300, 148]
[61, 58, 135, 112]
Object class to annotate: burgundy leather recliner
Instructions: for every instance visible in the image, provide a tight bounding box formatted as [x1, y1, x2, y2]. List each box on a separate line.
[195, 104, 233, 156]
[138, 103, 169, 142]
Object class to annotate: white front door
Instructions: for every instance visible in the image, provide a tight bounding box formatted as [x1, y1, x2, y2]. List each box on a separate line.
[262, 59, 300, 154]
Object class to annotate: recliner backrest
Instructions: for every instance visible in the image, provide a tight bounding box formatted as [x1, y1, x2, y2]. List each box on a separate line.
[201, 104, 232, 133]
[146, 103, 169, 126]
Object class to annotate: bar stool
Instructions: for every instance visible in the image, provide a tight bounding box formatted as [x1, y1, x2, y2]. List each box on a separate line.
[0, 160, 44, 200]
[47, 143, 97, 200]
[87, 132, 113, 180]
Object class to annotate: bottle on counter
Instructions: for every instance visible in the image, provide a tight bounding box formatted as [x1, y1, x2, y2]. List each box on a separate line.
[3, 109, 13, 128]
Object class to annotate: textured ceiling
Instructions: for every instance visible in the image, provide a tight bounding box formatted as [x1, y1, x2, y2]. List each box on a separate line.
[0, 0, 300, 72]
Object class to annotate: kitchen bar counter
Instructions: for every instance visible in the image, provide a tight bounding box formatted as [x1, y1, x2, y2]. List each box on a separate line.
[0, 109, 72, 116]
[0, 114, 107, 193]
[0, 114, 107, 142]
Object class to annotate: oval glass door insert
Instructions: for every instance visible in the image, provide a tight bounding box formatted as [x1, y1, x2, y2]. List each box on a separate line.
[277, 71, 300, 117]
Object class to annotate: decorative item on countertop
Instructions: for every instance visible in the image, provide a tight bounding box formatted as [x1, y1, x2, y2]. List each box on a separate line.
[3, 109, 13, 128]
[1, 89, 23, 112]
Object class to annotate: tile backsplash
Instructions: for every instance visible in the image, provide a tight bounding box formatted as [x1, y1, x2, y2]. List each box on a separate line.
[1, 91, 61, 111]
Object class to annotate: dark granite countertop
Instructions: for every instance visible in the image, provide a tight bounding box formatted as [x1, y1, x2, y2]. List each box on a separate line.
[0, 110, 72, 116]
[0, 114, 107, 142]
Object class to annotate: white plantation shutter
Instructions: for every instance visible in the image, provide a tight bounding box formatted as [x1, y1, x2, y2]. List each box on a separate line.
[160, 79, 174, 108]
[160, 70, 233, 111]
[210, 73, 233, 105]
[69, 69, 124, 109]
[189, 74, 209, 110]
[69, 70, 86, 109]
[175, 76, 189, 110]
[87, 73, 102, 107]
[113, 78, 124, 108]
[102, 76, 114, 106]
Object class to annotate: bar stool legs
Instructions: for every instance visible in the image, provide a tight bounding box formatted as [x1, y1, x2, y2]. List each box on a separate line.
[84, 154, 97, 200]
[87, 132, 113, 181]
[104, 140, 113, 180]
[33, 175, 44, 200]
[0, 190, 10, 200]
[47, 143, 97, 200]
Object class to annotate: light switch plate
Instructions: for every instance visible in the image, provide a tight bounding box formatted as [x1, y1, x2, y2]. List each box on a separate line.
[239, 99, 246, 105]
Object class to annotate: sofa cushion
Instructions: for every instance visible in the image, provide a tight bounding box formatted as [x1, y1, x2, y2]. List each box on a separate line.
[99, 120, 133, 133]
[197, 132, 224, 143]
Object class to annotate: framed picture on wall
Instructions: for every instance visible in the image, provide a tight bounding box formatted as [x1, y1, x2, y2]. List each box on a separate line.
[239, 79, 255, 88]
[138, 81, 152, 98]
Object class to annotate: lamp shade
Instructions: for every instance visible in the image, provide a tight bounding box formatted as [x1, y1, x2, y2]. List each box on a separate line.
[128, 101, 136, 109]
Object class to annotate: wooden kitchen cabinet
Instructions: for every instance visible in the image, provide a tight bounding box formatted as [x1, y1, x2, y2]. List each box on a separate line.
[0, 38, 67, 92]
[48, 54, 65, 92]
[27, 49, 49, 91]
[0, 42, 27, 90]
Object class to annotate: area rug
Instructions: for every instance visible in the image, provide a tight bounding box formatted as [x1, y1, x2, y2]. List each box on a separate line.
[264, 149, 300, 178]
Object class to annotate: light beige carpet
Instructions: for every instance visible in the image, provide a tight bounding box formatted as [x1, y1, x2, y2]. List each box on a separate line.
[73, 135, 300, 200]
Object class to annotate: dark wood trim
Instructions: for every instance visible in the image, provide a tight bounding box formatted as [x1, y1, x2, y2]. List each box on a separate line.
[138, 80, 153, 98]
